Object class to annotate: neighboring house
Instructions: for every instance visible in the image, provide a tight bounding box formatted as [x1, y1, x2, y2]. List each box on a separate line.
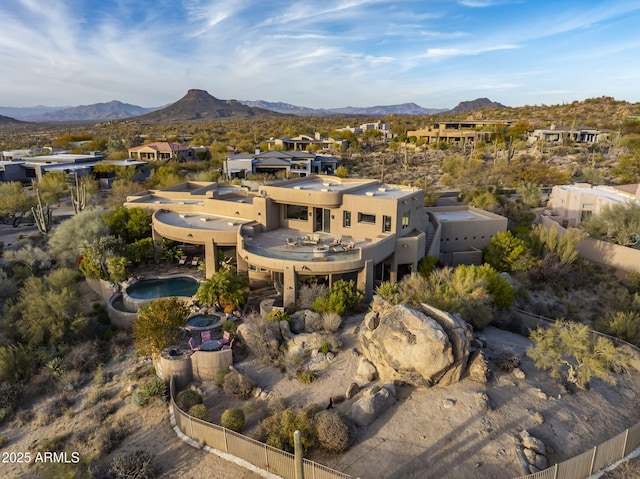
[528, 124, 613, 144]
[337, 121, 391, 139]
[0, 152, 105, 182]
[124, 176, 507, 305]
[128, 142, 196, 162]
[224, 150, 339, 179]
[408, 120, 513, 145]
[265, 133, 349, 151]
[545, 183, 640, 227]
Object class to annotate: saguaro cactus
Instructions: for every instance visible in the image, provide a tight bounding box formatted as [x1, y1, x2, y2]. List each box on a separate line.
[69, 173, 87, 214]
[32, 188, 53, 234]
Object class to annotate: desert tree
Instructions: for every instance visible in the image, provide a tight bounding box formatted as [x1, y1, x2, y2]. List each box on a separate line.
[34, 171, 69, 205]
[484, 231, 535, 273]
[5, 268, 87, 348]
[527, 320, 631, 389]
[581, 202, 640, 247]
[0, 181, 35, 227]
[132, 298, 190, 356]
[49, 207, 111, 266]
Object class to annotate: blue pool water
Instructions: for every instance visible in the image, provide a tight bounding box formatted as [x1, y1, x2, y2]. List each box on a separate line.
[186, 313, 225, 330]
[125, 276, 200, 300]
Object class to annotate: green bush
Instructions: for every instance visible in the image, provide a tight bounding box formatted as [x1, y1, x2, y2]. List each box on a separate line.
[296, 370, 317, 384]
[221, 320, 238, 334]
[221, 408, 245, 432]
[266, 309, 291, 323]
[0, 344, 39, 384]
[312, 280, 363, 316]
[177, 389, 203, 411]
[188, 404, 208, 421]
[95, 419, 130, 455]
[261, 408, 316, 453]
[140, 377, 167, 403]
[223, 372, 256, 400]
[375, 281, 400, 304]
[315, 410, 355, 453]
[0, 436, 8, 449]
[0, 383, 22, 423]
[132, 298, 190, 356]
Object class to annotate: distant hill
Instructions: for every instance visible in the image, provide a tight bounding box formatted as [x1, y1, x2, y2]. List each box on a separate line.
[446, 98, 506, 114]
[0, 105, 67, 120]
[0, 114, 27, 125]
[129, 89, 285, 124]
[240, 100, 447, 116]
[24, 100, 154, 123]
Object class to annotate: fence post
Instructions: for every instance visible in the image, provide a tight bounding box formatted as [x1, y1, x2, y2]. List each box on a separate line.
[294, 430, 304, 479]
[589, 446, 597, 475]
[224, 428, 229, 453]
[553, 463, 559, 479]
[622, 428, 630, 458]
[190, 415, 194, 439]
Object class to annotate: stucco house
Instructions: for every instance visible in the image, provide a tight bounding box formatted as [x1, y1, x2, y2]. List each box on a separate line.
[124, 176, 508, 306]
[128, 142, 196, 162]
[408, 120, 513, 145]
[224, 150, 338, 179]
[545, 182, 640, 227]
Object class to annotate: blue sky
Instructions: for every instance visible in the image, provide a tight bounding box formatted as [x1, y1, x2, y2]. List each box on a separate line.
[2, 0, 640, 109]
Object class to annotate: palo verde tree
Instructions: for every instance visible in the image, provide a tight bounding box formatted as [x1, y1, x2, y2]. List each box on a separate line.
[132, 297, 190, 356]
[527, 320, 631, 389]
[0, 181, 36, 227]
[483, 230, 535, 273]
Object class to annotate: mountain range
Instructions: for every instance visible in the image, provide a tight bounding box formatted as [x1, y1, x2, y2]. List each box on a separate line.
[0, 91, 504, 124]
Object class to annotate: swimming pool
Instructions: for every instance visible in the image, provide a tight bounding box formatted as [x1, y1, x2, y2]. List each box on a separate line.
[185, 313, 226, 332]
[122, 275, 200, 311]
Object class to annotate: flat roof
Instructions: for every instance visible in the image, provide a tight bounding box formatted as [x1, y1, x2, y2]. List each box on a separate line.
[276, 176, 375, 193]
[433, 209, 494, 222]
[553, 184, 638, 204]
[155, 210, 247, 231]
[349, 184, 418, 200]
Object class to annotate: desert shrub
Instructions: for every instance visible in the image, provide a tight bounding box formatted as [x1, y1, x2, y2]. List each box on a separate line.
[221, 320, 237, 334]
[495, 347, 521, 372]
[320, 342, 331, 354]
[298, 283, 328, 310]
[0, 383, 22, 423]
[215, 369, 230, 387]
[417, 255, 439, 278]
[595, 311, 640, 347]
[241, 312, 282, 365]
[260, 408, 316, 453]
[111, 330, 131, 360]
[109, 450, 157, 479]
[313, 280, 363, 316]
[34, 433, 71, 454]
[0, 435, 8, 449]
[266, 309, 291, 323]
[307, 333, 341, 354]
[188, 404, 208, 421]
[223, 372, 256, 400]
[321, 311, 342, 332]
[130, 391, 148, 407]
[88, 400, 117, 423]
[314, 410, 355, 453]
[95, 418, 130, 455]
[297, 370, 317, 384]
[177, 389, 203, 411]
[34, 396, 74, 426]
[139, 377, 167, 403]
[0, 343, 39, 384]
[221, 408, 245, 432]
[375, 281, 400, 304]
[85, 386, 111, 407]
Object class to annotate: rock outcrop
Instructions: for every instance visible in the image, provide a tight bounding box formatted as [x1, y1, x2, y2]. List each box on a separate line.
[351, 384, 396, 426]
[358, 298, 474, 387]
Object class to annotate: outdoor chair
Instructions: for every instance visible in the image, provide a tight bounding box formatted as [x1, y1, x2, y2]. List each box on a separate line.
[201, 330, 212, 342]
[179, 255, 188, 265]
[286, 237, 298, 247]
[188, 337, 200, 351]
[219, 330, 231, 345]
[191, 256, 200, 267]
[222, 338, 235, 350]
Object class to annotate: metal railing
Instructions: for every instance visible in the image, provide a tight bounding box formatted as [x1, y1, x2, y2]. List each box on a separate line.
[169, 378, 351, 479]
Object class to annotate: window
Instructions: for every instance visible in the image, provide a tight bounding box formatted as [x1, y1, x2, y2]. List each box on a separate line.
[358, 212, 376, 224]
[383, 215, 392, 232]
[286, 204, 308, 221]
[402, 211, 410, 229]
[343, 210, 351, 228]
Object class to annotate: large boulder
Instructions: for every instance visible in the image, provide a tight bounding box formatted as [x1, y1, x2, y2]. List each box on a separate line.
[359, 300, 473, 387]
